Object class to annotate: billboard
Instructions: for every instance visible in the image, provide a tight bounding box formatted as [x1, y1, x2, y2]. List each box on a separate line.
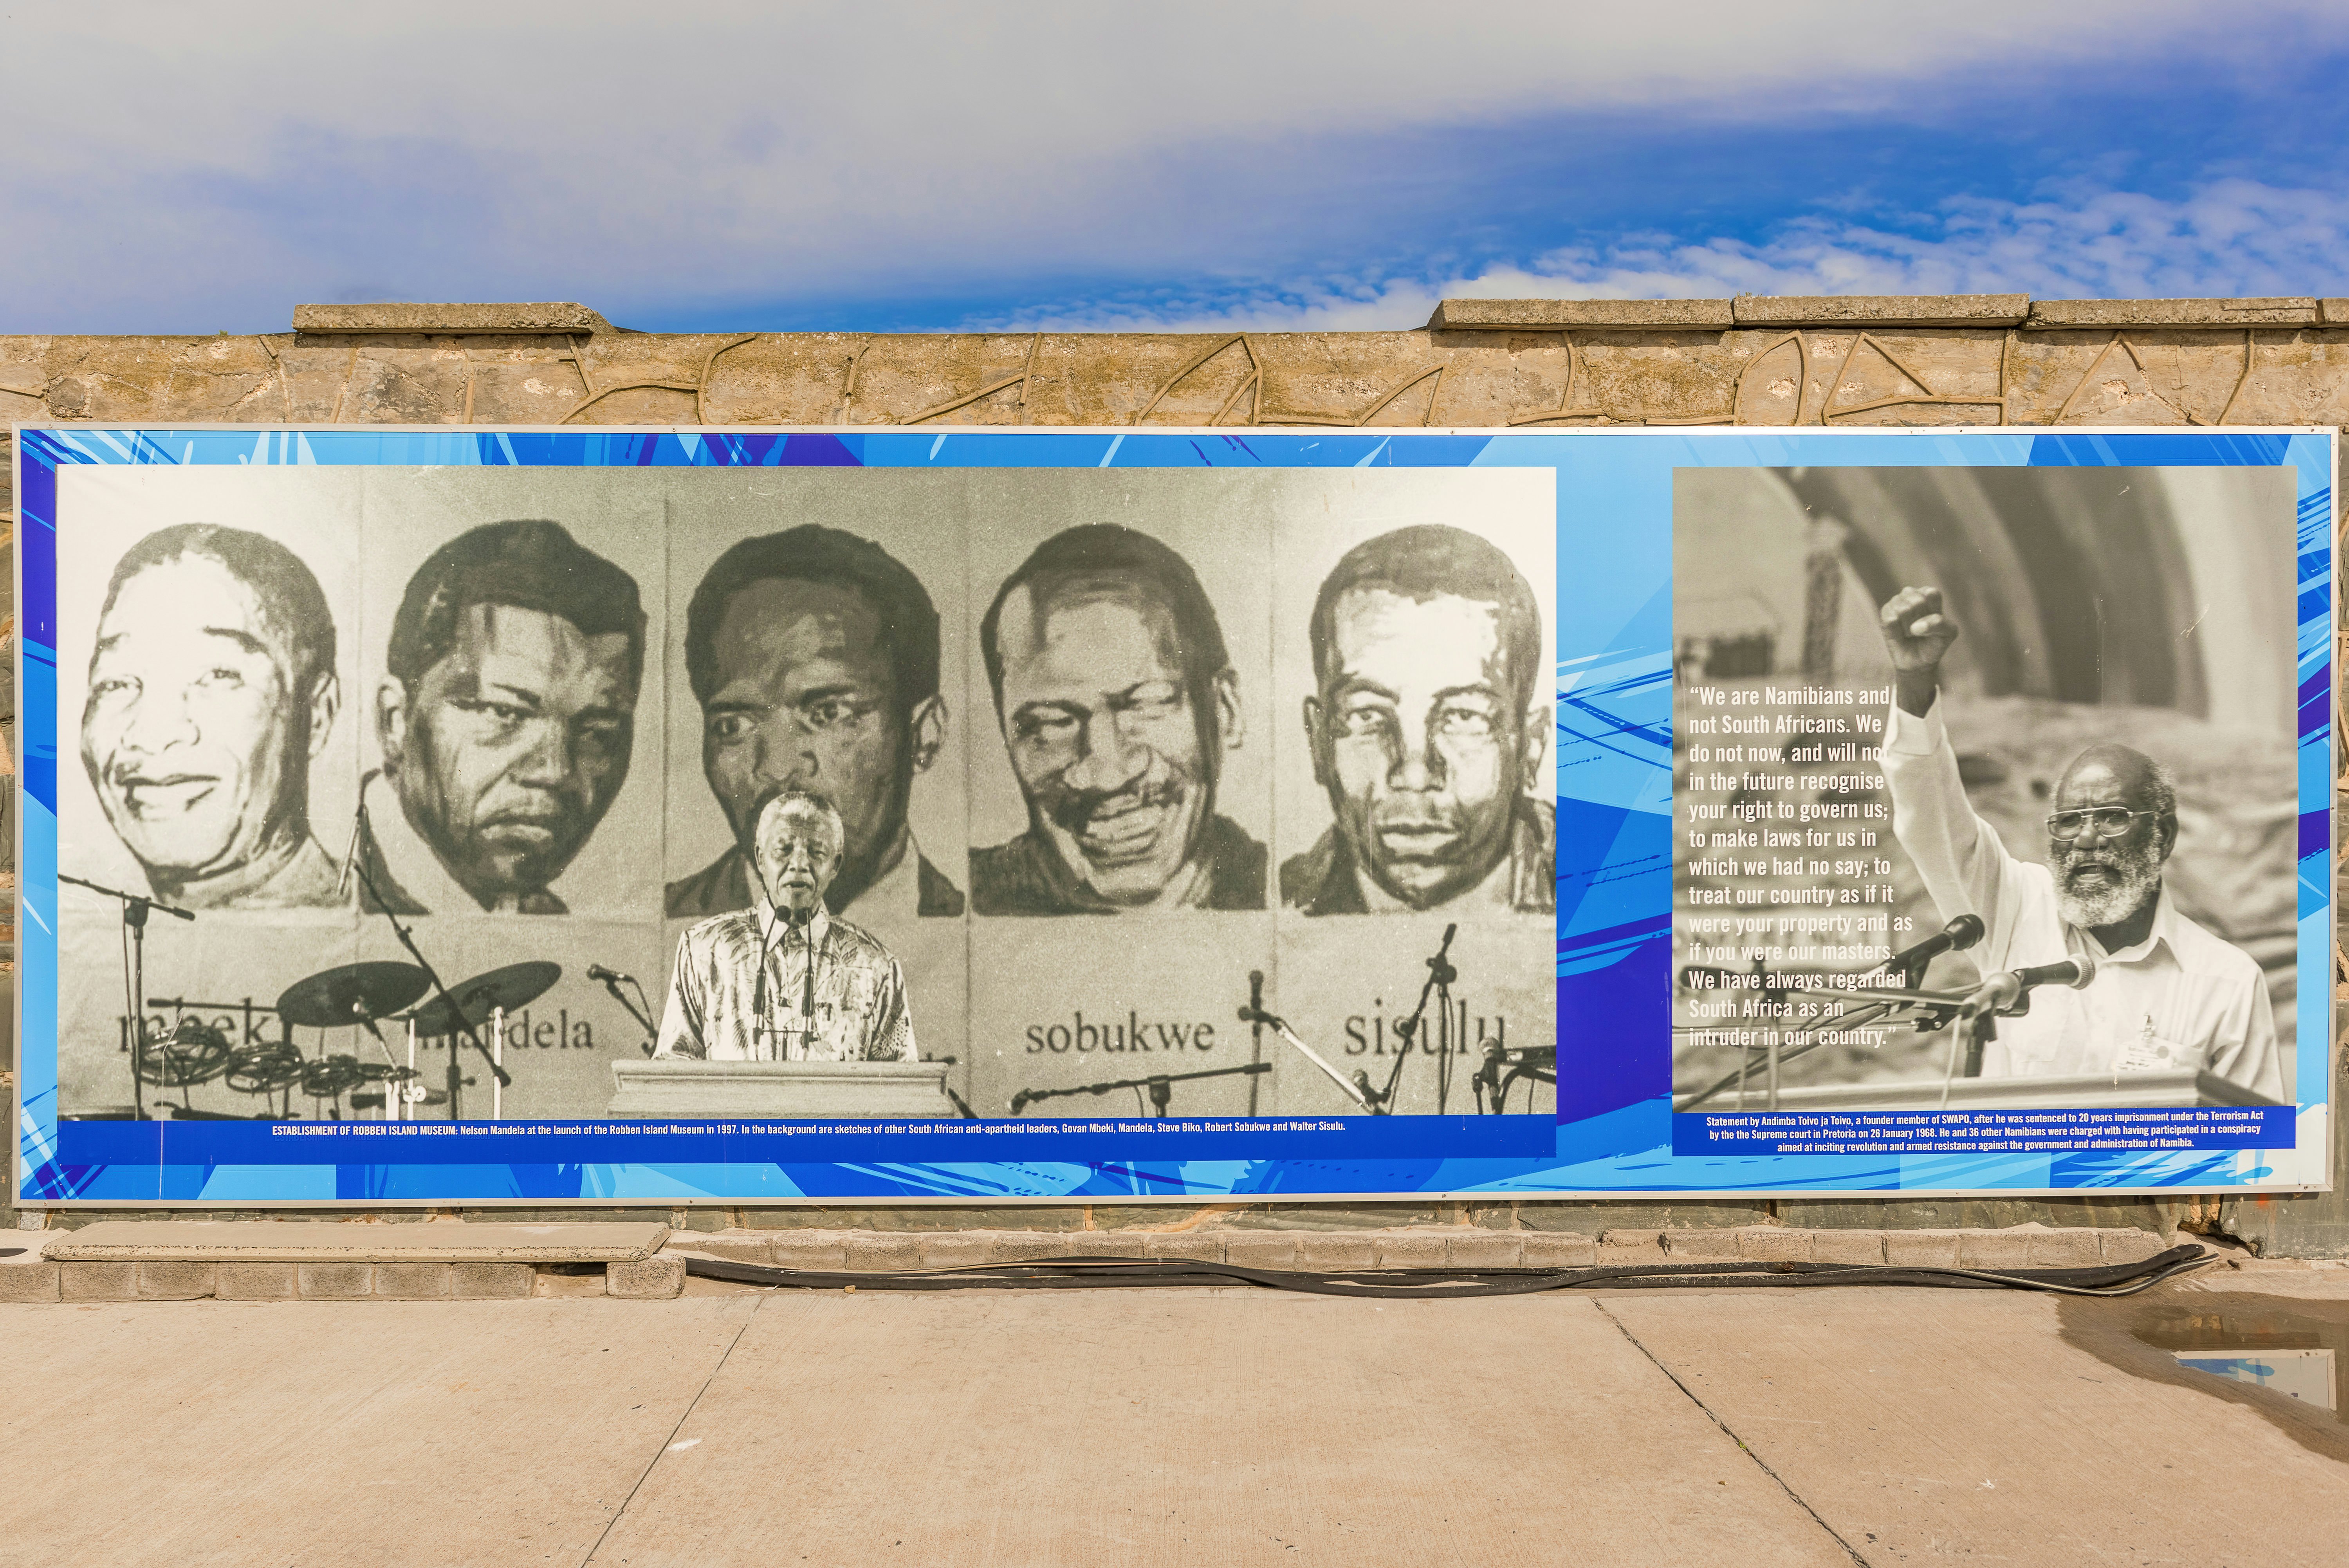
[9, 423, 2334, 1204]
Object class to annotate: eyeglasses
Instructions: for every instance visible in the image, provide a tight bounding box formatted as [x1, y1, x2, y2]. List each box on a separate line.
[2046, 807, 2157, 841]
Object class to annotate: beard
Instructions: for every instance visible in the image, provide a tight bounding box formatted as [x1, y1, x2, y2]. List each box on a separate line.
[2055, 837, 2160, 929]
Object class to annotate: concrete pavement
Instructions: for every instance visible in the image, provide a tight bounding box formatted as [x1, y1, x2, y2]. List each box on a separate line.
[4, 1274, 2343, 1566]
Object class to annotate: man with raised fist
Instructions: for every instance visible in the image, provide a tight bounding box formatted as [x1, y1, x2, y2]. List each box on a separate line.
[1876, 585, 2280, 1100]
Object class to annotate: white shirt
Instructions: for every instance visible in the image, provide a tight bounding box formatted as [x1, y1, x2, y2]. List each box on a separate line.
[654, 904, 916, 1064]
[1882, 702, 2283, 1101]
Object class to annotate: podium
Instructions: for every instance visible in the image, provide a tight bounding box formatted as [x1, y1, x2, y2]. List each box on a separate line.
[1719, 1069, 2279, 1113]
[607, 1059, 957, 1120]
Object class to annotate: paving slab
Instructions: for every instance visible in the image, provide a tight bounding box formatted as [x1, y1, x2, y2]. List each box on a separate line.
[0, 1297, 754, 1567]
[588, 1290, 1854, 1567]
[1601, 1288, 2349, 1566]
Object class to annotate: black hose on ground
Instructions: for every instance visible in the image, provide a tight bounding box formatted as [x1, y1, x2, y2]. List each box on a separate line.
[680, 1243, 2215, 1300]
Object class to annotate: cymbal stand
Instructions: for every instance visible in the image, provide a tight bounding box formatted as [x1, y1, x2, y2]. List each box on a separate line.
[345, 804, 509, 1120]
[62, 872, 193, 1122]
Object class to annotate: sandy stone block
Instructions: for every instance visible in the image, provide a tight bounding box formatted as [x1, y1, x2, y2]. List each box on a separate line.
[449, 1263, 533, 1299]
[1371, 1234, 1449, 1270]
[984, 1233, 1079, 1263]
[917, 1234, 1010, 1270]
[1143, 1232, 1227, 1264]
[1289, 1233, 1377, 1270]
[298, 1263, 374, 1299]
[2026, 1230, 2105, 1268]
[137, 1262, 217, 1300]
[608, 1257, 686, 1299]
[1809, 1232, 1886, 1267]
[1059, 1232, 1149, 1259]
[840, 1234, 922, 1272]
[1521, 1234, 1599, 1269]
[674, 1233, 776, 1265]
[61, 1263, 139, 1301]
[1599, 1229, 1663, 1250]
[1883, 1232, 1961, 1268]
[373, 1263, 452, 1300]
[0, 1259, 62, 1303]
[1659, 1230, 1743, 1261]
[1222, 1234, 1300, 1270]
[1735, 1229, 1814, 1263]
[765, 1235, 851, 1270]
[1956, 1231, 2036, 1270]
[1595, 1245, 1662, 1272]
[216, 1262, 297, 1300]
[1445, 1233, 1525, 1270]
[2099, 1229, 2166, 1265]
[532, 1266, 607, 1298]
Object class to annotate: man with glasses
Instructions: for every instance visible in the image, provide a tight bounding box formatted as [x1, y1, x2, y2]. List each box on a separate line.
[1877, 586, 2281, 1100]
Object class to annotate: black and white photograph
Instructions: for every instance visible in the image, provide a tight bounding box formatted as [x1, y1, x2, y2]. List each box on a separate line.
[1270, 468, 1559, 1116]
[48, 462, 1559, 1123]
[1672, 466, 2300, 1114]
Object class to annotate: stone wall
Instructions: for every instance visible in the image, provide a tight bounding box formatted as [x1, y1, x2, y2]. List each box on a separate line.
[5, 293, 2344, 1250]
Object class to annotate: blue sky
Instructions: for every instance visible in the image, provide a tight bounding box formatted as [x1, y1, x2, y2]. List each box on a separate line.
[9, 2, 2347, 335]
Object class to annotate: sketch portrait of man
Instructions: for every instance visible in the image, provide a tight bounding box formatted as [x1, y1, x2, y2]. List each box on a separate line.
[1283, 524, 1553, 916]
[972, 523, 1264, 914]
[79, 523, 346, 909]
[359, 519, 644, 915]
[665, 525, 964, 923]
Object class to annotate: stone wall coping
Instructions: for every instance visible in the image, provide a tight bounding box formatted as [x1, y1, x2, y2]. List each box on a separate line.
[44, 1220, 669, 1263]
[1731, 294, 2030, 328]
[2025, 297, 2321, 328]
[1429, 298, 1734, 330]
[290, 301, 614, 336]
[1421, 295, 2337, 334]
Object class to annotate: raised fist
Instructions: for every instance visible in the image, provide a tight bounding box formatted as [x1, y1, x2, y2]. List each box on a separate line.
[1879, 586, 1959, 676]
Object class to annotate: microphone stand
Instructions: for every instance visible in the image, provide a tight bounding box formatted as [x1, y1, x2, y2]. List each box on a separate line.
[595, 973, 658, 1050]
[62, 872, 193, 1121]
[342, 803, 509, 1120]
[1010, 1062, 1272, 1118]
[1364, 923, 1458, 1115]
[1245, 970, 1266, 1116]
[1239, 989, 1377, 1112]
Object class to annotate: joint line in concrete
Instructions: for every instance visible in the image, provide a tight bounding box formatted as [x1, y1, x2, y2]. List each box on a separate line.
[577, 1295, 765, 1566]
[1593, 1299, 1872, 1568]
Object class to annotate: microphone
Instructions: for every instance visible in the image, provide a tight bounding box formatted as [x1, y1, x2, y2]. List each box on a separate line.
[1961, 953, 2098, 1017]
[588, 964, 634, 987]
[1884, 913, 1985, 981]
[1241, 970, 1266, 1025]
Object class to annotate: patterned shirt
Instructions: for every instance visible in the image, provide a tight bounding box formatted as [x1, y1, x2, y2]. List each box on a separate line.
[654, 905, 916, 1063]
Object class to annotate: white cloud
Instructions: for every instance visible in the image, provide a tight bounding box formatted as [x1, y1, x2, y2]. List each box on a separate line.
[988, 179, 2349, 333]
[5, 3, 2344, 328]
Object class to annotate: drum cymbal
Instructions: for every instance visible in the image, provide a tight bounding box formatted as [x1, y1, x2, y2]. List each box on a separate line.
[407, 962, 562, 1038]
[276, 962, 432, 1029]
